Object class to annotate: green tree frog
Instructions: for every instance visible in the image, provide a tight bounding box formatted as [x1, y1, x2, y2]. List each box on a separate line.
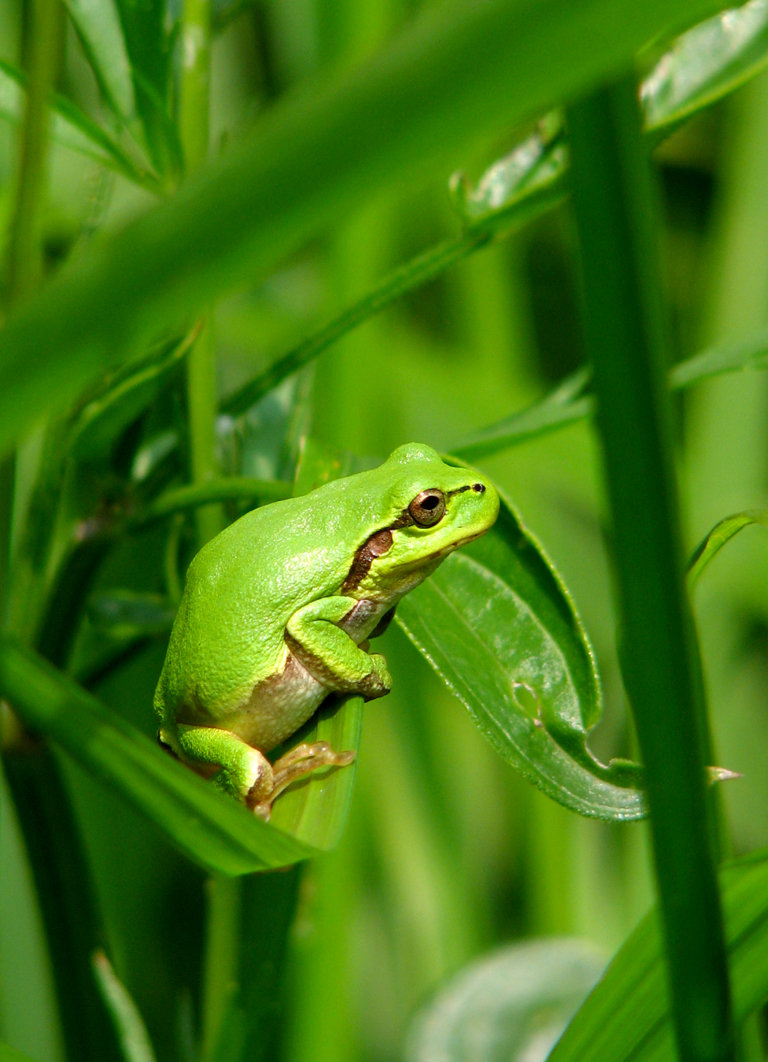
[154, 443, 499, 818]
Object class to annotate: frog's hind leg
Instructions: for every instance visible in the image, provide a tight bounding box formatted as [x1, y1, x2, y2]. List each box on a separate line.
[171, 724, 275, 810]
[268, 742, 356, 806]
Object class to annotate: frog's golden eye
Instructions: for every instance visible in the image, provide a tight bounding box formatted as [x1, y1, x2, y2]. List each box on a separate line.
[409, 489, 446, 527]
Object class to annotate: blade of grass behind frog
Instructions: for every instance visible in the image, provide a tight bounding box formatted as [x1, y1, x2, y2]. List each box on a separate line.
[396, 491, 647, 820]
[0, 637, 321, 874]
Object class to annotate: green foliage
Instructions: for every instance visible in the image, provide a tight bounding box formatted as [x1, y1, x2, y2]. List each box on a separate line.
[2, 1, 768, 1061]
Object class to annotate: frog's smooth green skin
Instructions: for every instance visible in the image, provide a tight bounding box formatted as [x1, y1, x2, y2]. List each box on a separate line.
[154, 443, 499, 818]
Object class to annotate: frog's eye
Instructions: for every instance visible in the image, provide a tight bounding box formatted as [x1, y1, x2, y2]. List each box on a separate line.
[408, 489, 446, 527]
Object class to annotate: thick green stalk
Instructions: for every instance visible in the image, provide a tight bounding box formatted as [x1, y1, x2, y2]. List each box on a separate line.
[1, 0, 62, 627]
[566, 78, 734, 1062]
[177, 0, 220, 546]
[6, 0, 62, 304]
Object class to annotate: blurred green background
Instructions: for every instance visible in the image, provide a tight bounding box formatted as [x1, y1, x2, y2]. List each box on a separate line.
[1, 1, 768, 1060]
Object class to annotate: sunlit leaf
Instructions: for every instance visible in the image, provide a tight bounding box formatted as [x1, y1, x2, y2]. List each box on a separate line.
[643, 0, 768, 136]
[404, 939, 606, 1062]
[397, 492, 647, 821]
[549, 851, 768, 1061]
[452, 1, 768, 229]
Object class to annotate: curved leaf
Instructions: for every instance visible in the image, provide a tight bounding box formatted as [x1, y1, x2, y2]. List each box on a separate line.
[396, 492, 647, 821]
[549, 851, 768, 1061]
[688, 510, 768, 587]
[0, 637, 360, 874]
[404, 939, 606, 1062]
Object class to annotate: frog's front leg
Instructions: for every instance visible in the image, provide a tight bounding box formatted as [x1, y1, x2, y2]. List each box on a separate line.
[285, 595, 392, 699]
[169, 724, 354, 820]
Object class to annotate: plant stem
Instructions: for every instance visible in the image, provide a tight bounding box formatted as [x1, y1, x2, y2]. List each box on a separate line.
[566, 76, 734, 1062]
[1, 0, 62, 628]
[177, 0, 220, 546]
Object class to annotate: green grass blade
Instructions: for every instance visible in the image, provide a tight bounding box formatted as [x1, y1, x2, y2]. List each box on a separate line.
[0, 0, 725, 458]
[549, 853, 768, 1062]
[65, 0, 136, 125]
[92, 951, 157, 1062]
[567, 78, 733, 1060]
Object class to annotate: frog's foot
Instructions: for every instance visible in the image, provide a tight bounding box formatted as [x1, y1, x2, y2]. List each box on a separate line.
[251, 742, 356, 821]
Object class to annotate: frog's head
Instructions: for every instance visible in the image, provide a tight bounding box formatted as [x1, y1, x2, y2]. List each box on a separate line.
[343, 443, 499, 595]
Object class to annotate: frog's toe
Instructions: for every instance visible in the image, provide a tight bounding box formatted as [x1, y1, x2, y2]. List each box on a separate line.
[266, 741, 356, 807]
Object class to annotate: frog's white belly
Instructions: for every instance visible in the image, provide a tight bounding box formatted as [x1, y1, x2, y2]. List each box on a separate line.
[225, 595, 391, 752]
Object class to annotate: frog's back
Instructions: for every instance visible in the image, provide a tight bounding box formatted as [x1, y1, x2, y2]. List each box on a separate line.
[154, 490, 368, 723]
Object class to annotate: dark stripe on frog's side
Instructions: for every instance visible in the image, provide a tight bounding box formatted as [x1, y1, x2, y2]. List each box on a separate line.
[341, 511, 413, 594]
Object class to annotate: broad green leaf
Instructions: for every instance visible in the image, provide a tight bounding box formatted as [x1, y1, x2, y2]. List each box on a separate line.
[65, 0, 136, 124]
[548, 852, 768, 1061]
[397, 492, 647, 821]
[0, 0, 726, 458]
[0, 58, 157, 186]
[0, 636, 350, 874]
[404, 939, 606, 1062]
[688, 510, 768, 587]
[92, 951, 157, 1062]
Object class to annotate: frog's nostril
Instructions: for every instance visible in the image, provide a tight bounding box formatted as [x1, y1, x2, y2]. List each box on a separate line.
[472, 483, 486, 493]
